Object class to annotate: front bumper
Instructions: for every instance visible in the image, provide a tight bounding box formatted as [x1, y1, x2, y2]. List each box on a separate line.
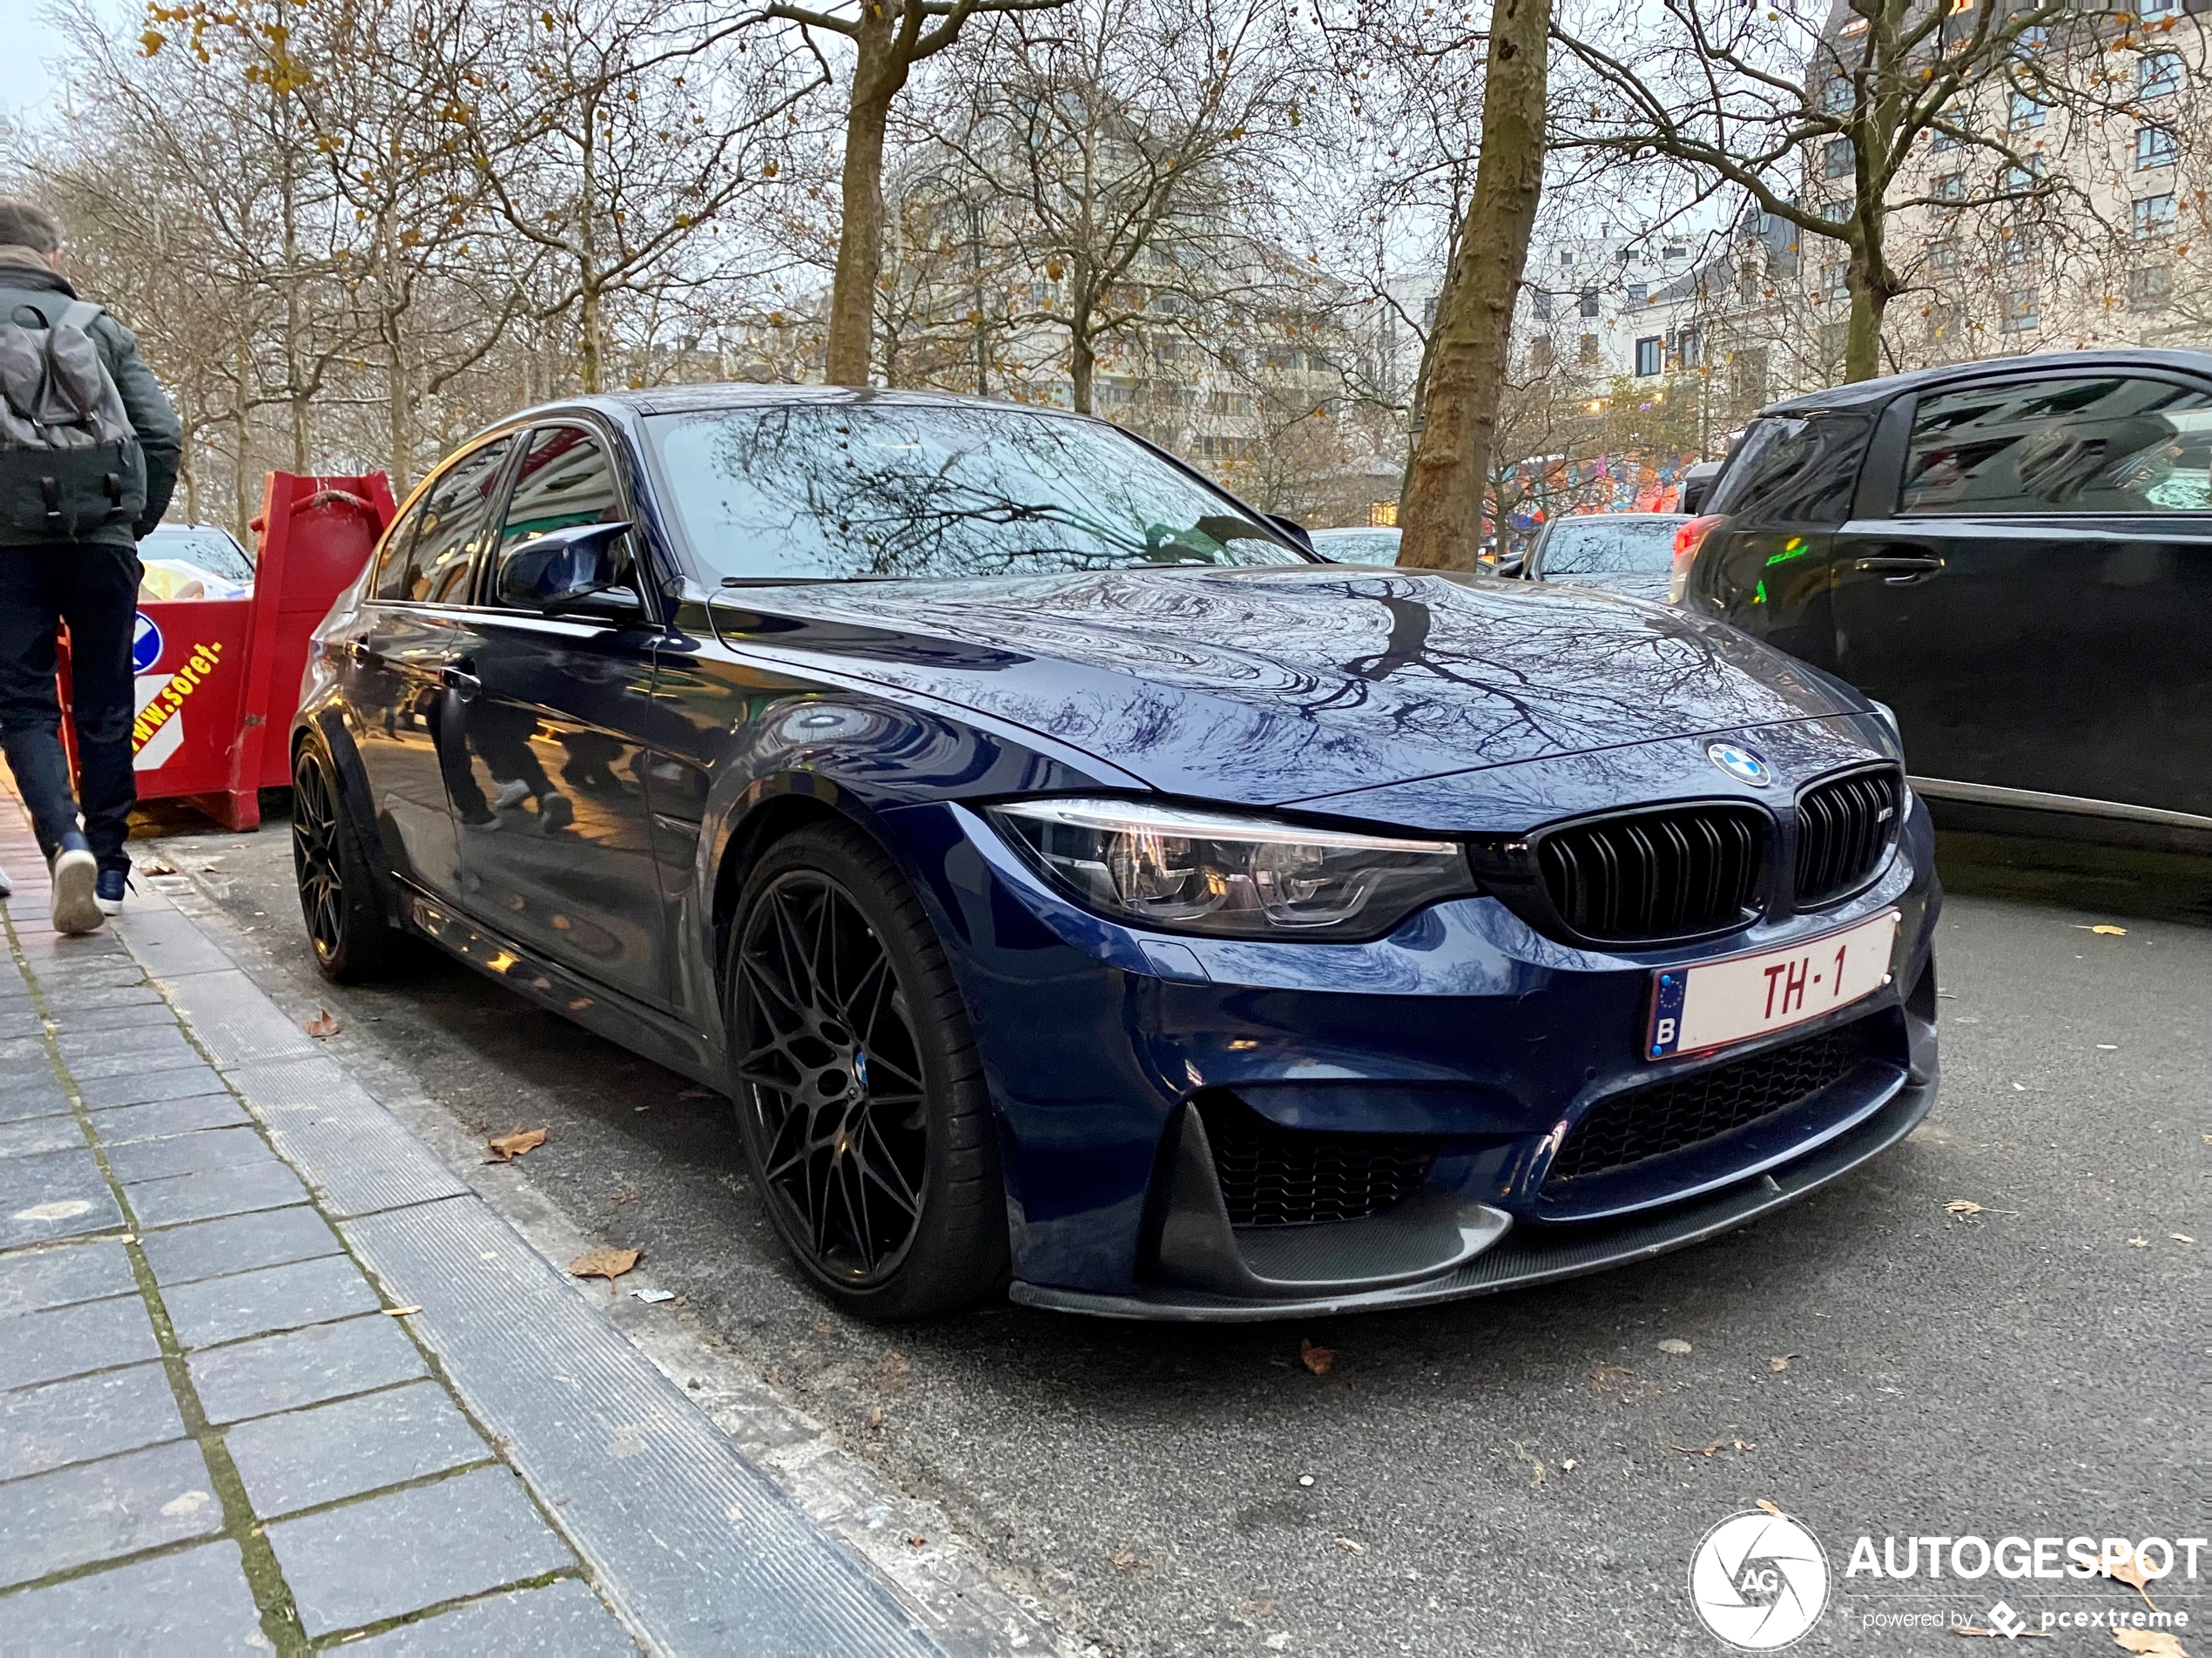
[883, 785, 1941, 1320]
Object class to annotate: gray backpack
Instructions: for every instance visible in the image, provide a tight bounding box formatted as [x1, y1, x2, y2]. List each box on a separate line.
[0, 296, 147, 540]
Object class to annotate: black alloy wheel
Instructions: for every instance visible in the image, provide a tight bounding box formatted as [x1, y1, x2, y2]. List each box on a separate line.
[292, 737, 398, 983]
[729, 822, 1008, 1319]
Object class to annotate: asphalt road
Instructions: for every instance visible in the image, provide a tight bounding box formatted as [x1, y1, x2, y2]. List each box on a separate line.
[129, 809, 2209, 1656]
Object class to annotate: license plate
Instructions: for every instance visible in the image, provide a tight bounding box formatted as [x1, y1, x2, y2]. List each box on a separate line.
[1646, 911, 1900, 1061]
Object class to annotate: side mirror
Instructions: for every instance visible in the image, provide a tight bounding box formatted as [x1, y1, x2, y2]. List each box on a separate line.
[1494, 551, 1527, 579]
[496, 521, 637, 617]
[1264, 514, 1315, 553]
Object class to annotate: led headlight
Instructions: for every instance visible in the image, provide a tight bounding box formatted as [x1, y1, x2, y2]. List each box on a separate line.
[988, 798, 1479, 940]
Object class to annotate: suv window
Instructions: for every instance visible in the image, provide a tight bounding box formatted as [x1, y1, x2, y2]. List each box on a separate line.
[372, 498, 430, 601]
[491, 425, 632, 602]
[1706, 413, 1868, 524]
[1901, 375, 2212, 515]
[388, 437, 515, 603]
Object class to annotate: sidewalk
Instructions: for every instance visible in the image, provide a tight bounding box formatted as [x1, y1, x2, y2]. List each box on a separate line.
[0, 784, 953, 1655]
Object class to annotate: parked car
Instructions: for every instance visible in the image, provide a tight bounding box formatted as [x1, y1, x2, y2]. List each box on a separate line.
[141, 522, 257, 600]
[1522, 511, 1689, 601]
[1309, 525, 1402, 564]
[1678, 460, 1724, 514]
[1677, 348, 2212, 845]
[293, 388, 1938, 1321]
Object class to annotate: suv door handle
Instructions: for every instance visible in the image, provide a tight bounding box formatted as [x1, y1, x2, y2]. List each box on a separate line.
[440, 666, 482, 702]
[1852, 549, 1946, 584]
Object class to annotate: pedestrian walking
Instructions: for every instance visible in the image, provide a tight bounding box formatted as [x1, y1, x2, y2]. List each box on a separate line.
[0, 199, 180, 935]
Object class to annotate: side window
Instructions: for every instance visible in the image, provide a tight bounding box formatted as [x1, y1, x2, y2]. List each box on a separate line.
[491, 425, 632, 605]
[1706, 412, 1869, 525]
[1900, 376, 2212, 515]
[394, 437, 515, 604]
[372, 498, 429, 601]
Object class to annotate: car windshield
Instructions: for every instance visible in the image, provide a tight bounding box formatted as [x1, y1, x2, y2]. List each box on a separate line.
[145, 526, 255, 583]
[1311, 529, 1402, 564]
[1540, 518, 1681, 574]
[645, 402, 1311, 581]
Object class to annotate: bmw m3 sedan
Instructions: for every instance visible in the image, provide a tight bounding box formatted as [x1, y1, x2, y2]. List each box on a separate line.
[292, 388, 1939, 1321]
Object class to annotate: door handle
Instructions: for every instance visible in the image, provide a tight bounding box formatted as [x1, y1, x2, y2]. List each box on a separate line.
[440, 666, 482, 702]
[1851, 549, 1946, 585]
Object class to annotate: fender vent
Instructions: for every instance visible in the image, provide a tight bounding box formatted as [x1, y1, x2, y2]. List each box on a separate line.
[1198, 1095, 1435, 1227]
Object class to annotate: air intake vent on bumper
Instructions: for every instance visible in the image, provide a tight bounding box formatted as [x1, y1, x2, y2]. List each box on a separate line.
[1795, 765, 1902, 908]
[1198, 1095, 1435, 1227]
[1534, 803, 1765, 943]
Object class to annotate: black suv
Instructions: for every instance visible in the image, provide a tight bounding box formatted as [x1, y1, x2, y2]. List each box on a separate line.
[1676, 348, 2212, 847]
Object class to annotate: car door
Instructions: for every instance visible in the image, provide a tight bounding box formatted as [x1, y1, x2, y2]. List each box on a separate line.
[454, 421, 672, 1008]
[347, 436, 515, 903]
[1831, 369, 2212, 817]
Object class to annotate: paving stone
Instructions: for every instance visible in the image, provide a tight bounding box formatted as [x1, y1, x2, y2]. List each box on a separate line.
[140, 1205, 341, 1289]
[0, 1115, 85, 1158]
[346, 1578, 636, 1655]
[267, 1465, 575, 1637]
[0, 1239, 136, 1318]
[0, 1033, 49, 1068]
[226, 1378, 489, 1518]
[0, 1294, 158, 1391]
[0, 1439, 224, 1590]
[49, 1001, 183, 1035]
[0, 1148, 124, 1250]
[52, 982, 165, 1010]
[105, 1125, 276, 1185]
[163, 1252, 382, 1349]
[57, 1021, 192, 1062]
[0, 1360, 185, 1481]
[79, 1062, 228, 1110]
[0, 1004, 42, 1041]
[189, 1312, 425, 1425]
[53, 1028, 202, 1080]
[123, 1158, 306, 1228]
[0, 1074, 70, 1123]
[0, 1539, 266, 1651]
[87, 1092, 251, 1146]
[112, 909, 233, 977]
[22, 964, 151, 995]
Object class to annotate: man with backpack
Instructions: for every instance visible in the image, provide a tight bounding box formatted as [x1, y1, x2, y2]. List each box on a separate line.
[0, 199, 179, 935]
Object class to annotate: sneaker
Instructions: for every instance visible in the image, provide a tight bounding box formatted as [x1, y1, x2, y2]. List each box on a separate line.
[49, 836, 102, 936]
[537, 792, 574, 832]
[96, 867, 132, 916]
[0, 861, 12, 898]
[490, 778, 531, 812]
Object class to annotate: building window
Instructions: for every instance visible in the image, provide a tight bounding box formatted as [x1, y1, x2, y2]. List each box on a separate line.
[2136, 125, 2178, 171]
[1821, 262, 1849, 303]
[1928, 240, 1962, 276]
[2133, 192, 2177, 239]
[1819, 77, 1852, 111]
[2007, 91, 2045, 131]
[1579, 286, 1600, 319]
[1929, 304, 1960, 340]
[1531, 288, 1554, 322]
[1579, 334, 1600, 366]
[2142, 51, 2182, 99]
[2004, 162, 2043, 194]
[1368, 499, 1399, 528]
[1999, 286, 2040, 333]
[2000, 224, 2040, 266]
[2141, 0, 2177, 15]
[1529, 336, 1556, 371]
[1675, 327, 1703, 368]
[1823, 138, 1854, 179]
[2013, 23, 2047, 54]
[1634, 336, 1664, 377]
[2128, 265, 2173, 309]
[1626, 282, 1649, 306]
[1934, 172, 1966, 202]
[1733, 347, 1770, 406]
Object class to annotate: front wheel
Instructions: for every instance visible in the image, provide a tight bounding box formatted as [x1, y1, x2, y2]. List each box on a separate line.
[293, 735, 401, 983]
[727, 821, 1008, 1320]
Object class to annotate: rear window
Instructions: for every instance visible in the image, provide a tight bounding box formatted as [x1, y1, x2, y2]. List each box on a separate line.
[1707, 414, 1868, 525]
[1538, 517, 1681, 574]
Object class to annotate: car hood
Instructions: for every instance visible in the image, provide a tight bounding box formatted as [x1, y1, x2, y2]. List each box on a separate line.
[703, 565, 1871, 809]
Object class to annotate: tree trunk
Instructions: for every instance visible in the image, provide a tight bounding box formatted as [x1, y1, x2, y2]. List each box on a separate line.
[1070, 303, 1096, 414]
[385, 316, 413, 497]
[1397, 0, 1552, 571]
[1843, 254, 1891, 383]
[826, 74, 895, 388]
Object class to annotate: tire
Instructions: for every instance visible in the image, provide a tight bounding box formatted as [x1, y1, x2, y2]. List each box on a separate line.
[726, 820, 1009, 1320]
[292, 735, 401, 983]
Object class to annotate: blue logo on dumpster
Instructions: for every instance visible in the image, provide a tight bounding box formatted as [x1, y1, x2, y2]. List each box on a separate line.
[132, 612, 163, 675]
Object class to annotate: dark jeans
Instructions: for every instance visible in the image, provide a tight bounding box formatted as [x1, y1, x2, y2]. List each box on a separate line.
[0, 544, 141, 871]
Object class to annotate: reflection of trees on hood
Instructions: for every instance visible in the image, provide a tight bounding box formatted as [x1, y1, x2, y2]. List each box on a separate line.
[667, 401, 1293, 578]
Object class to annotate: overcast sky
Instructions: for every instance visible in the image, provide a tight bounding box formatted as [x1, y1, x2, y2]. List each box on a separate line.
[2, 2, 91, 126]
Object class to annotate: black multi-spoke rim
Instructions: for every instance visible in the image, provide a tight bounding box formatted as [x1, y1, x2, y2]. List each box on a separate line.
[293, 751, 346, 962]
[734, 873, 929, 1285]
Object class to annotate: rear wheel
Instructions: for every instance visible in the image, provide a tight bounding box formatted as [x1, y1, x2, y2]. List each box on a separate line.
[727, 821, 1008, 1320]
[293, 736, 400, 983]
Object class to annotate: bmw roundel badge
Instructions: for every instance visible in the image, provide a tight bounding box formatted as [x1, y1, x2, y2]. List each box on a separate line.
[1706, 740, 1773, 787]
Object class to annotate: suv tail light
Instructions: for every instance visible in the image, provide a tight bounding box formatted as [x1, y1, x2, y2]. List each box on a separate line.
[1669, 514, 1727, 604]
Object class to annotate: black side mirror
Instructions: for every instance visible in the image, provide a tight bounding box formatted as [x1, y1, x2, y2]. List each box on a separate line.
[1494, 551, 1527, 579]
[1264, 514, 1315, 553]
[496, 521, 637, 617]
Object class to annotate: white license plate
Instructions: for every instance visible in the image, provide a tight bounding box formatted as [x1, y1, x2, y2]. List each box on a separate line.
[1646, 911, 1900, 1061]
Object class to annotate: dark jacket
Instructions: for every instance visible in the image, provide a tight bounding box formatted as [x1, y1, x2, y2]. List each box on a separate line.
[0, 256, 183, 550]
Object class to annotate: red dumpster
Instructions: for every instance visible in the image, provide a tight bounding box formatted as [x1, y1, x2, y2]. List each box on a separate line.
[62, 471, 395, 832]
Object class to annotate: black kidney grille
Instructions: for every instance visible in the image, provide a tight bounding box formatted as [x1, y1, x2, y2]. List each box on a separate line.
[1199, 1096, 1435, 1227]
[1536, 805, 1765, 942]
[1796, 767, 1902, 907]
[1544, 1020, 1874, 1188]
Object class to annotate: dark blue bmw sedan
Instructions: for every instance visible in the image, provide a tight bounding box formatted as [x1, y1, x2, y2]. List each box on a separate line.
[293, 387, 1939, 1321]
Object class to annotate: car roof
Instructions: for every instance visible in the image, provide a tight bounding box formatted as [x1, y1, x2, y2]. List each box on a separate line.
[551, 383, 1081, 421]
[1759, 347, 2212, 417]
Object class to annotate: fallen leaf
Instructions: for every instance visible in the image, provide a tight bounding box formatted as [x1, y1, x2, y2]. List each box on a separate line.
[1332, 1536, 1366, 1555]
[2101, 1543, 2161, 1608]
[485, 1126, 547, 1163]
[303, 1010, 341, 1039]
[2128, 1237, 2149, 1248]
[867, 1405, 884, 1430]
[907, 1533, 927, 1548]
[1298, 1338, 1333, 1376]
[2084, 924, 2128, 935]
[1108, 1547, 1153, 1571]
[2113, 1630, 2188, 1656]
[1769, 1356, 1792, 1372]
[1662, 1434, 1755, 1457]
[570, 1246, 640, 1283]
[1658, 1338, 1692, 1354]
[1756, 1499, 1784, 1517]
[1511, 1441, 1547, 1486]
[2172, 1234, 2196, 1244]
[383, 1304, 422, 1317]
[1946, 1199, 1985, 1219]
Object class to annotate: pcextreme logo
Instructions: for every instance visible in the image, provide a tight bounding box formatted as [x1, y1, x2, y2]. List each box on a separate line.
[1689, 1510, 1831, 1650]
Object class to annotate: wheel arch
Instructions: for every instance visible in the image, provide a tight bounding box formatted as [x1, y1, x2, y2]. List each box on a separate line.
[291, 709, 406, 924]
[707, 781, 899, 1002]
